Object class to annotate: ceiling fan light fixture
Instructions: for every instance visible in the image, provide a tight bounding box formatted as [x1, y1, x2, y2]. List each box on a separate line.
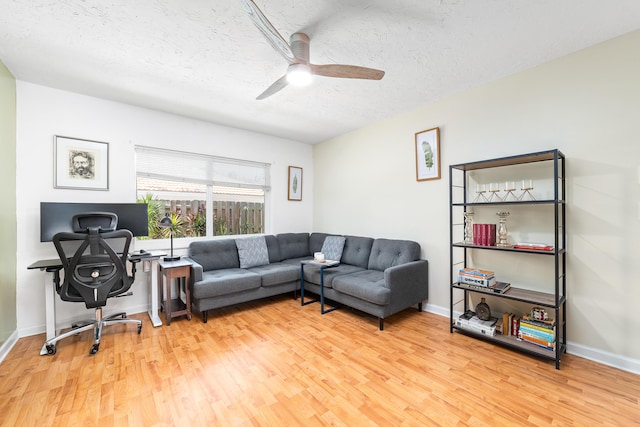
[287, 63, 312, 86]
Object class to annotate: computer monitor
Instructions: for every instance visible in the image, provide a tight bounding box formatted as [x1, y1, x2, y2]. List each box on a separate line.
[40, 202, 149, 242]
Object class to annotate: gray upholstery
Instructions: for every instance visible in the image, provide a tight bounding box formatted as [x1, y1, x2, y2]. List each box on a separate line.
[192, 269, 261, 299]
[309, 232, 330, 253]
[187, 233, 428, 329]
[367, 239, 420, 271]
[342, 235, 374, 268]
[303, 264, 365, 288]
[189, 239, 239, 270]
[248, 262, 300, 287]
[264, 234, 282, 263]
[332, 270, 391, 305]
[276, 233, 310, 259]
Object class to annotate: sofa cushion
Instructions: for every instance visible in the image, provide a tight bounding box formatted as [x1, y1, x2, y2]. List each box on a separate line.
[235, 236, 270, 268]
[309, 232, 330, 253]
[188, 239, 240, 270]
[321, 235, 346, 261]
[303, 264, 365, 288]
[264, 235, 282, 263]
[276, 233, 310, 260]
[367, 239, 421, 271]
[247, 262, 300, 287]
[341, 235, 375, 269]
[332, 270, 392, 305]
[192, 268, 261, 299]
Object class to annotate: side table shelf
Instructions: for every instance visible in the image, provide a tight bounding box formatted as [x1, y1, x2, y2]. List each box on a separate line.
[158, 258, 193, 325]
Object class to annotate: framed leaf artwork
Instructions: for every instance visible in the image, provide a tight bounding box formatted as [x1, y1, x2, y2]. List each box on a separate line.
[288, 166, 302, 201]
[415, 127, 441, 181]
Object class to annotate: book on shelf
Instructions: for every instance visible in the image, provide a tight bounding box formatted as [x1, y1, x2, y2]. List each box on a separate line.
[455, 311, 498, 336]
[456, 281, 511, 294]
[519, 318, 555, 334]
[490, 281, 511, 293]
[518, 324, 555, 342]
[517, 332, 555, 350]
[473, 224, 497, 246]
[502, 312, 512, 336]
[510, 314, 519, 336]
[459, 267, 495, 277]
[521, 315, 556, 328]
[457, 274, 496, 287]
[513, 243, 554, 251]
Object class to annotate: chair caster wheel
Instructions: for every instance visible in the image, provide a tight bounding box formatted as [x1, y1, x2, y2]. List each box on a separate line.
[137, 324, 142, 334]
[46, 345, 56, 355]
[90, 344, 99, 355]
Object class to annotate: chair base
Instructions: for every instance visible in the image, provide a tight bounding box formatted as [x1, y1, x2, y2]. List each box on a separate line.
[42, 307, 142, 356]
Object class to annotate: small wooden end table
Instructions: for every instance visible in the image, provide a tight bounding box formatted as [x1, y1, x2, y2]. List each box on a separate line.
[158, 258, 192, 325]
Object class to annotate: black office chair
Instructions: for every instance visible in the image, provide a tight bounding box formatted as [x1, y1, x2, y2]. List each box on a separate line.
[43, 212, 142, 355]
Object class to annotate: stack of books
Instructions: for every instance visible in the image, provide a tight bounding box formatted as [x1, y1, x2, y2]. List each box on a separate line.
[517, 315, 556, 350]
[472, 223, 496, 246]
[457, 268, 512, 293]
[457, 268, 495, 287]
[455, 311, 498, 336]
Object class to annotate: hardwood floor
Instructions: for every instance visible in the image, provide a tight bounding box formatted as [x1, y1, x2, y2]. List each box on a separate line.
[1, 294, 639, 426]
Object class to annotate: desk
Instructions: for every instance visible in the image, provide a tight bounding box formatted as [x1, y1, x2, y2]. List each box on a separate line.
[130, 252, 167, 327]
[157, 259, 192, 325]
[28, 251, 166, 355]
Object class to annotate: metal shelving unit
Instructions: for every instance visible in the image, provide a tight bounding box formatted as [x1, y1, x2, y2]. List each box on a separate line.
[449, 149, 566, 369]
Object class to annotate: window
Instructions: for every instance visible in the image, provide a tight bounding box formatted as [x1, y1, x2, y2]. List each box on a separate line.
[135, 146, 269, 239]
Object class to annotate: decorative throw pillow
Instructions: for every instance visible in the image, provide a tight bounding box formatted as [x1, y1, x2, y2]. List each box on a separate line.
[235, 236, 270, 268]
[321, 235, 346, 262]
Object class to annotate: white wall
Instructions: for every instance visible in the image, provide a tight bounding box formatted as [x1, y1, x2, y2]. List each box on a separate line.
[16, 82, 313, 337]
[314, 30, 640, 371]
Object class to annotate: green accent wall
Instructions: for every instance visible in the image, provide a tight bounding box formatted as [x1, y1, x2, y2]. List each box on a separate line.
[0, 60, 17, 345]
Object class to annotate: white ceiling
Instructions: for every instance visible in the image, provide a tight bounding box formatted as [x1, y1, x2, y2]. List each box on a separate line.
[1, 1, 639, 144]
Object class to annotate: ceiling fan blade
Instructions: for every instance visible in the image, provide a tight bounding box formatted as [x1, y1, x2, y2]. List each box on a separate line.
[240, 0, 295, 64]
[310, 64, 385, 80]
[256, 75, 289, 100]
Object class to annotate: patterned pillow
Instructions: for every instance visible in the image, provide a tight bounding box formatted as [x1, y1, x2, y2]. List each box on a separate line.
[235, 236, 270, 268]
[321, 235, 346, 262]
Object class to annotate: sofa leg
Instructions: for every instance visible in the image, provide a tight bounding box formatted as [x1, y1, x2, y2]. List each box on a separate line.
[379, 318, 384, 331]
[202, 310, 208, 323]
[418, 302, 423, 311]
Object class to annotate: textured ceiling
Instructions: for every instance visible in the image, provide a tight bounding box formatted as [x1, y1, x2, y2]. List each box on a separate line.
[1, 1, 639, 144]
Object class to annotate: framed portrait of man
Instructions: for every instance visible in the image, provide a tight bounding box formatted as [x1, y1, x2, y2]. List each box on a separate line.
[54, 135, 109, 190]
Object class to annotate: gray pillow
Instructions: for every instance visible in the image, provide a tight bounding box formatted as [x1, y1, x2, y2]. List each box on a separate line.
[235, 236, 270, 268]
[321, 235, 346, 261]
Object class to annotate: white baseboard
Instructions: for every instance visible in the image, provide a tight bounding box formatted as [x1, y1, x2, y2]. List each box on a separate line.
[0, 330, 19, 364]
[422, 304, 640, 375]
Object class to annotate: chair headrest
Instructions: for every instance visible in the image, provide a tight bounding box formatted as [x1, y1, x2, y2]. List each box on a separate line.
[72, 212, 118, 233]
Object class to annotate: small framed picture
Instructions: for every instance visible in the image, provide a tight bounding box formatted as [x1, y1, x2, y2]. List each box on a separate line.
[288, 166, 302, 201]
[415, 127, 441, 181]
[54, 135, 109, 190]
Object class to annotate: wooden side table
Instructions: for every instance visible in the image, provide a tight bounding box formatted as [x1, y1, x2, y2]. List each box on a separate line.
[158, 258, 192, 325]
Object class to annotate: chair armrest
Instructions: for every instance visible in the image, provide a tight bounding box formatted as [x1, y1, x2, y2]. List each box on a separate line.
[127, 257, 141, 281]
[384, 259, 429, 298]
[184, 257, 203, 283]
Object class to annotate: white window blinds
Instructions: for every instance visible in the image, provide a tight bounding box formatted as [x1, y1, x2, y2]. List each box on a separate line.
[135, 146, 270, 190]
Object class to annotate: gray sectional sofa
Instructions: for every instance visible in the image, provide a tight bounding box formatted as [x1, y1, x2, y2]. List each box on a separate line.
[186, 232, 428, 330]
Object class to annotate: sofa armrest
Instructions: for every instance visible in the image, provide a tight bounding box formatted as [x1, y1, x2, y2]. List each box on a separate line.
[185, 257, 204, 283]
[384, 259, 429, 298]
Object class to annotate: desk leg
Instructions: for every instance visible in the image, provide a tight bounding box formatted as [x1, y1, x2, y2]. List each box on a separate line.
[40, 273, 59, 356]
[300, 264, 319, 306]
[147, 259, 163, 327]
[320, 267, 338, 314]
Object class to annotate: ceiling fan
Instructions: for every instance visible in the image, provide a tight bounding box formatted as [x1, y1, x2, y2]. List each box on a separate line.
[240, 0, 385, 100]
